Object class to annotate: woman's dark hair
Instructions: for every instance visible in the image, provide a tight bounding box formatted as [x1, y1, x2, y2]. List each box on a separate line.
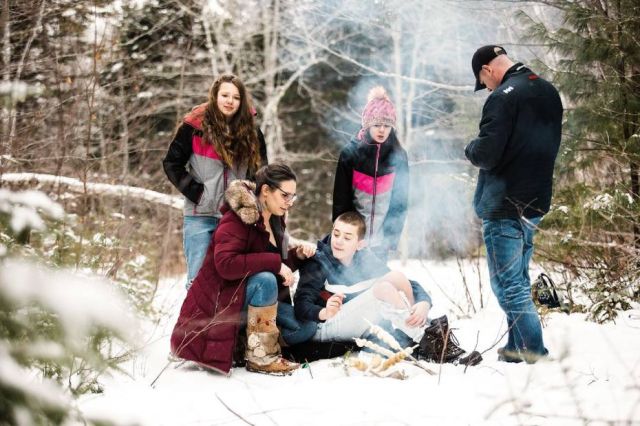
[201, 74, 261, 173]
[254, 162, 297, 196]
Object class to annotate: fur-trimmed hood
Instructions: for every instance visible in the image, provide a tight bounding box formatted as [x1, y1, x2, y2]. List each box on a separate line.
[224, 179, 260, 225]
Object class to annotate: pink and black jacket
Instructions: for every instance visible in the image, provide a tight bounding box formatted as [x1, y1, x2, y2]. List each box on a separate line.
[332, 130, 409, 252]
[162, 103, 268, 218]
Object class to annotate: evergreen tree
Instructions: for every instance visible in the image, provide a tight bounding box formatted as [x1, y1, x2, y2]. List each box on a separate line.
[99, 0, 212, 185]
[519, 0, 640, 321]
[1, 0, 113, 177]
[0, 187, 133, 425]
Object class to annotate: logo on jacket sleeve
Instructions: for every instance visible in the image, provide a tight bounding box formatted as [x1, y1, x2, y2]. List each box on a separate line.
[503, 86, 514, 94]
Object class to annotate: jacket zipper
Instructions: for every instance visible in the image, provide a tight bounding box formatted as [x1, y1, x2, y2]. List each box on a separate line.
[370, 144, 380, 240]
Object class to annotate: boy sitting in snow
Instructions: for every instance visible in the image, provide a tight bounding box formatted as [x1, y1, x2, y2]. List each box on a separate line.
[293, 211, 469, 363]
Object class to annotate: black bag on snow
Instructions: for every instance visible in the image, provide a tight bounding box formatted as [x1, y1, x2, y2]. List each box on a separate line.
[532, 273, 561, 308]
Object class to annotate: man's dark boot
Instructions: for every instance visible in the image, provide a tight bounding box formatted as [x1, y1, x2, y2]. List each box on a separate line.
[417, 316, 466, 363]
[498, 346, 548, 364]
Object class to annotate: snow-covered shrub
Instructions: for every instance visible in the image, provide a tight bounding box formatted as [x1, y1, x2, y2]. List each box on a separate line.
[0, 261, 135, 424]
[539, 185, 639, 323]
[0, 187, 160, 316]
[0, 189, 64, 246]
[0, 190, 135, 425]
[521, 2, 640, 322]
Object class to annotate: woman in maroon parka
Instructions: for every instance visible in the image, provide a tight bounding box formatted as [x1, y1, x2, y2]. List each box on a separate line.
[170, 163, 316, 375]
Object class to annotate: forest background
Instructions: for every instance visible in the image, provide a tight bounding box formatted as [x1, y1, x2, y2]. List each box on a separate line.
[0, 0, 638, 424]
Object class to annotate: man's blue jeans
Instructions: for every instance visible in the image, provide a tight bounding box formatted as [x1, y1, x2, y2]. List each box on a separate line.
[183, 216, 219, 289]
[482, 217, 548, 356]
[243, 272, 316, 346]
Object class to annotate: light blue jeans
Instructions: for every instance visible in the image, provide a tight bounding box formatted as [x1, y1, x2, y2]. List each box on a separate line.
[243, 272, 279, 307]
[482, 216, 548, 357]
[183, 216, 219, 289]
[243, 272, 316, 346]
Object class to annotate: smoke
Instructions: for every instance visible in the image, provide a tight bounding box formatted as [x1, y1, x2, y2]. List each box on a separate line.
[299, 0, 548, 258]
[406, 130, 478, 258]
[286, 0, 558, 257]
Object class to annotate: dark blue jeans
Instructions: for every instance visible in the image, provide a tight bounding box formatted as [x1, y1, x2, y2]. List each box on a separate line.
[482, 217, 548, 356]
[243, 272, 316, 346]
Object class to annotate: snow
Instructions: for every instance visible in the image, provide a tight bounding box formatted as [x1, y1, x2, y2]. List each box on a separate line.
[0, 343, 70, 410]
[111, 62, 124, 73]
[0, 189, 65, 233]
[0, 81, 28, 101]
[0, 260, 135, 344]
[561, 232, 573, 243]
[583, 193, 614, 211]
[10, 206, 45, 233]
[625, 193, 634, 205]
[76, 259, 640, 425]
[0, 81, 43, 102]
[22, 340, 66, 360]
[2, 173, 183, 210]
[207, 0, 231, 18]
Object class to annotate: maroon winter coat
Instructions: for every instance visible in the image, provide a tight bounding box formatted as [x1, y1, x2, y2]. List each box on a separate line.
[170, 180, 299, 374]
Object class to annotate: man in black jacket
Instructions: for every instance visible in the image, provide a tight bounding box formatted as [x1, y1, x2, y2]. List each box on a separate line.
[465, 45, 563, 363]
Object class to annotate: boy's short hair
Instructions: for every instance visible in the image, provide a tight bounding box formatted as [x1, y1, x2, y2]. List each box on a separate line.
[334, 211, 366, 240]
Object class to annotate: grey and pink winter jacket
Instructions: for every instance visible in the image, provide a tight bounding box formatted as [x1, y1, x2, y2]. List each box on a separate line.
[332, 131, 409, 251]
[163, 104, 267, 218]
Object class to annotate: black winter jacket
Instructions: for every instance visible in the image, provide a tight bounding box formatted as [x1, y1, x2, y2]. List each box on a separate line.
[465, 63, 563, 219]
[294, 236, 431, 323]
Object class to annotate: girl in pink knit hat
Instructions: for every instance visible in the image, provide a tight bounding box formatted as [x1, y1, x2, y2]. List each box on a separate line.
[332, 86, 409, 262]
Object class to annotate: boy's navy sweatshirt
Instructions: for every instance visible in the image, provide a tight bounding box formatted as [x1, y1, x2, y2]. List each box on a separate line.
[294, 235, 431, 323]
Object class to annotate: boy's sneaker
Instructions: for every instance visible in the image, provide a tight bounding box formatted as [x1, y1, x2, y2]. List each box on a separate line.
[417, 316, 466, 363]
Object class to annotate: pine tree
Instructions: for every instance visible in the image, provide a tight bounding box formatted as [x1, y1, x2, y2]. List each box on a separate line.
[519, 0, 640, 321]
[1, 1, 113, 177]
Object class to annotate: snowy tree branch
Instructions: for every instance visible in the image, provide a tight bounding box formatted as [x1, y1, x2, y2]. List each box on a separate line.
[1, 173, 184, 210]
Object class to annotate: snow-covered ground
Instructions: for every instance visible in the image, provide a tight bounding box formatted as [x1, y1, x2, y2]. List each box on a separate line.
[78, 259, 640, 425]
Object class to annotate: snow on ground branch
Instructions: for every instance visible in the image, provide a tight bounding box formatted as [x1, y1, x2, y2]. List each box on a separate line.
[2, 173, 183, 210]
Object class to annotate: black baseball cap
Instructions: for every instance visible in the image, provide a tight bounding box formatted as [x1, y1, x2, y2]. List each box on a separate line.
[472, 45, 507, 91]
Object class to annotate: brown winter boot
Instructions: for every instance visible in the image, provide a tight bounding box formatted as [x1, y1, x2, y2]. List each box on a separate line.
[245, 304, 300, 375]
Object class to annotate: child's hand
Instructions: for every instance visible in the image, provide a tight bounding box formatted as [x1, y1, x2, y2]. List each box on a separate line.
[279, 263, 294, 287]
[405, 301, 430, 327]
[295, 242, 316, 260]
[324, 293, 344, 319]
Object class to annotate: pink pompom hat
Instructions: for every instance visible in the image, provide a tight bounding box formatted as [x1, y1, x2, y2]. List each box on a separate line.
[357, 86, 396, 140]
